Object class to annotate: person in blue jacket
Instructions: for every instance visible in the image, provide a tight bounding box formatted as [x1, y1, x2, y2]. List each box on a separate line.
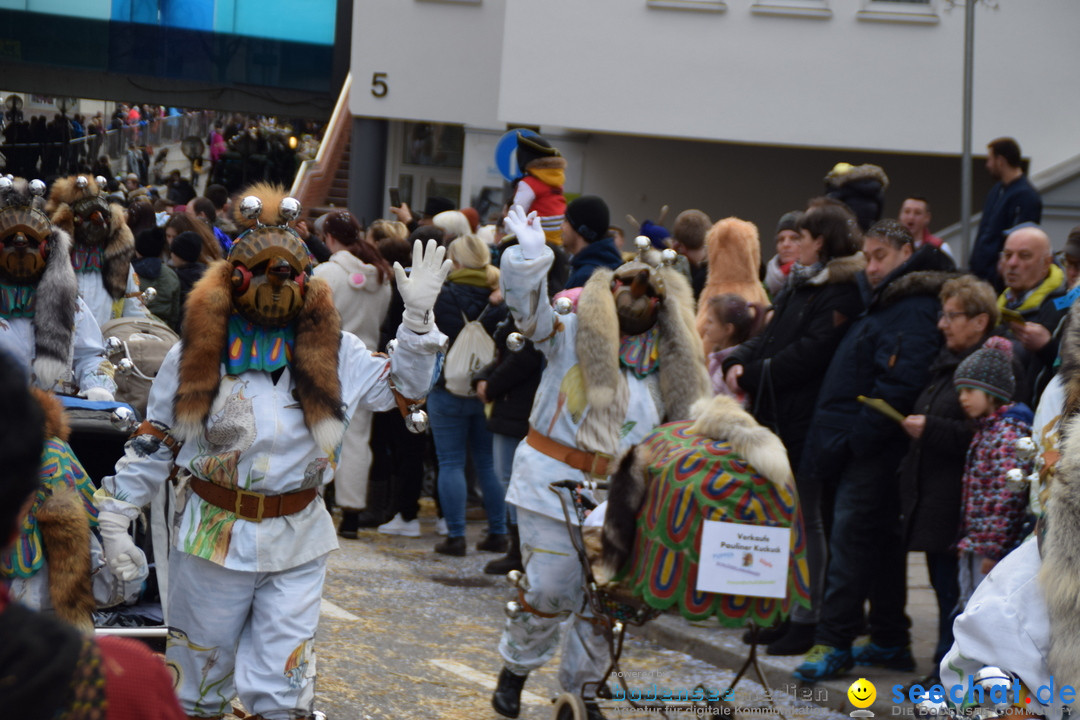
[794, 219, 955, 682]
[561, 196, 623, 290]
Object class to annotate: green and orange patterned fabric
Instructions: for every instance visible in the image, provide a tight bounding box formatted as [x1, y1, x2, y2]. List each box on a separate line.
[618, 420, 810, 626]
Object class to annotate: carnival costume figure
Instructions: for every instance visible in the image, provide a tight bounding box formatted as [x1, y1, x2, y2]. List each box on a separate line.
[491, 206, 710, 718]
[95, 186, 450, 720]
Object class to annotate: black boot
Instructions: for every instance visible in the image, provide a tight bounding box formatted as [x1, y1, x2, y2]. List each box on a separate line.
[492, 667, 528, 718]
[337, 510, 359, 539]
[484, 524, 523, 575]
[434, 536, 466, 557]
[766, 621, 817, 656]
[742, 619, 788, 646]
[476, 533, 509, 553]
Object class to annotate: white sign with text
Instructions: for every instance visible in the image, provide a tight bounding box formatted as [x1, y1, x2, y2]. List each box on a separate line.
[696, 521, 791, 599]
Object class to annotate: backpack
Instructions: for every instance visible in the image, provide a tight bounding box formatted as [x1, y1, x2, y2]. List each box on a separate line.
[443, 306, 495, 397]
[100, 316, 180, 416]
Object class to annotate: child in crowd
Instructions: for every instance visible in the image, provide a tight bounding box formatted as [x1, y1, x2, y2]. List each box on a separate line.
[953, 335, 1033, 606]
[704, 293, 762, 405]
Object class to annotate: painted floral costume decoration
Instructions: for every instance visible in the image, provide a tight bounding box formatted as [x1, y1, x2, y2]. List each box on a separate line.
[618, 420, 810, 627]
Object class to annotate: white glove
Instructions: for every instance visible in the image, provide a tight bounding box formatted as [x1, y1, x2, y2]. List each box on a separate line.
[395, 239, 453, 334]
[504, 205, 545, 260]
[97, 510, 147, 583]
[82, 386, 115, 402]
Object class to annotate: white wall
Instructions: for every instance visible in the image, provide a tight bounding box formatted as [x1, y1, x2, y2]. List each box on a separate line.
[350, 0, 507, 128]
[494, 0, 1080, 173]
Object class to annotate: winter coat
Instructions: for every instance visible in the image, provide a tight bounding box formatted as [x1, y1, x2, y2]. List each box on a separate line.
[723, 253, 865, 471]
[313, 250, 391, 350]
[564, 238, 623, 290]
[431, 272, 508, 389]
[824, 163, 888, 232]
[898, 342, 981, 552]
[799, 245, 953, 483]
[969, 175, 1043, 285]
[473, 318, 544, 439]
[173, 261, 207, 328]
[995, 263, 1070, 405]
[958, 402, 1034, 560]
[132, 256, 181, 330]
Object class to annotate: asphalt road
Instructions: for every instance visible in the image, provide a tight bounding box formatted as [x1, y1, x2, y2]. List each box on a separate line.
[304, 513, 847, 720]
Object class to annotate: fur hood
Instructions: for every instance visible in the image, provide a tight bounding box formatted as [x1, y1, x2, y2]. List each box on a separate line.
[47, 175, 135, 300]
[824, 162, 890, 191]
[696, 217, 769, 341]
[806, 252, 866, 287]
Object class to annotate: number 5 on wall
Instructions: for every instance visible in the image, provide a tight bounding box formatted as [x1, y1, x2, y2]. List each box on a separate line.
[371, 73, 388, 98]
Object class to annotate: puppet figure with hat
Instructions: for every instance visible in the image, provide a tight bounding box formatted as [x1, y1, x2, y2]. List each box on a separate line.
[511, 132, 568, 245]
[0, 176, 116, 400]
[94, 182, 450, 720]
[489, 206, 710, 719]
[47, 174, 149, 328]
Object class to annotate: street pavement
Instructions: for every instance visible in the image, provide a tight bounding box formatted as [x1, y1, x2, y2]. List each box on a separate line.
[220, 503, 939, 720]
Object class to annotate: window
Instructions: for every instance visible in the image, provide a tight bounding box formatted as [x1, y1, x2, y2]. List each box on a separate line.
[647, 0, 727, 13]
[857, 0, 938, 23]
[751, 0, 831, 19]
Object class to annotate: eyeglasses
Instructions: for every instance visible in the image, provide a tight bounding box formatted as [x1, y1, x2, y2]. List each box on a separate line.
[937, 310, 970, 323]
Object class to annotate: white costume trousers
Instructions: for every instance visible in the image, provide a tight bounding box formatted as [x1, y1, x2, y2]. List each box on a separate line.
[333, 408, 374, 510]
[499, 508, 610, 698]
[167, 550, 326, 719]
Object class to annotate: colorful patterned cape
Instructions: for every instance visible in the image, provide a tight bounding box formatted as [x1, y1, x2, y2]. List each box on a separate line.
[0, 438, 98, 579]
[619, 420, 810, 626]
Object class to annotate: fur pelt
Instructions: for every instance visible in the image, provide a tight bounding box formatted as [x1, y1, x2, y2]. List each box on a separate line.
[596, 445, 649, 585]
[48, 176, 135, 300]
[233, 182, 292, 231]
[656, 267, 711, 421]
[806, 252, 866, 287]
[31, 387, 71, 442]
[576, 268, 621, 410]
[37, 486, 95, 633]
[526, 156, 567, 171]
[1060, 302, 1080, 421]
[173, 262, 345, 453]
[695, 217, 769, 342]
[687, 395, 793, 494]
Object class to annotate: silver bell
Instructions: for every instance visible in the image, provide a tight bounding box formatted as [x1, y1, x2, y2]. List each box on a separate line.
[553, 296, 573, 315]
[95, 175, 108, 187]
[506, 332, 525, 352]
[0, 177, 11, 193]
[504, 601, 523, 620]
[405, 408, 428, 434]
[76, 175, 88, 189]
[386, 338, 398, 356]
[661, 248, 678, 266]
[239, 195, 263, 221]
[29, 179, 46, 196]
[1005, 468, 1029, 493]
[110, 406, 138, 432]
[141, 286, 158, 303]
[634, 235, 651, 252]
[279, 197, 302, 222]
[104, 336, 124, 355]
[1014, 436, 1037, 462]
[115, 357, 136, 376]
[507, 569, 530, 591]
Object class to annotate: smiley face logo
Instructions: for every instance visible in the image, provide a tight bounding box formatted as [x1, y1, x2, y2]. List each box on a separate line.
[848, 678, 876, 709]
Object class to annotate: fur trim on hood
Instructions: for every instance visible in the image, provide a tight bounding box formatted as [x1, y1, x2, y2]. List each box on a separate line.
[48, 175, 135, 300]
[806, 252, 866, 287]
[824, 163, 890, 191]
[232, 182, 292, 231]
[173, 261, 346, 453]
[876, 270, 955, 309]
[696, 217, 769, 342]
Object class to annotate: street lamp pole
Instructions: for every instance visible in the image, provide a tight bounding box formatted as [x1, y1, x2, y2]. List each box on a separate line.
[960, 0, 976, 265]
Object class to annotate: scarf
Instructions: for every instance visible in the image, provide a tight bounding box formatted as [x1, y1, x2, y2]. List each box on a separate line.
[223, 314, 295, 375]
[0, 283, 36, 318]
[70, 245, 104, 274]
[448, 267, 491, 288]
[789, 261, 825, 289]
[619, 326, 661, 379]
[999, 263, 1065, 313]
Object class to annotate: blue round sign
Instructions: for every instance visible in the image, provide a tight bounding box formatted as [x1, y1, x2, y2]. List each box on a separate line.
[495, 128, 541, 183]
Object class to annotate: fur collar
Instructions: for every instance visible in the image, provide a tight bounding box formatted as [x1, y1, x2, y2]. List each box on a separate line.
[173, 261, 346, 454]
[876, 270, 955, 309]
[807, 252, 866, 287]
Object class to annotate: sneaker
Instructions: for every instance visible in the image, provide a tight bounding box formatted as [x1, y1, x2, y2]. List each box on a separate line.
[436, 517, 448, 536]
[852, 640, 916, 671]
[378, 513, 421, 538]
[792, 645, 853, 683]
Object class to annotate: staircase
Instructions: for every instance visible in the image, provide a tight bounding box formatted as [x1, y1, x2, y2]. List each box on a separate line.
[291, 73, 353, 220]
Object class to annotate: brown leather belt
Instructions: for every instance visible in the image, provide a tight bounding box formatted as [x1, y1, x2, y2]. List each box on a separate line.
[526, 427, 612, 478]
[189, 477, 317, 523]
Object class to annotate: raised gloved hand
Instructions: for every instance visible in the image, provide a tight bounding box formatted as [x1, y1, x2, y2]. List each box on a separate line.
[82, 386, 115, 402]
[503, 205, 545, 260]
[97, 510, 147, 583]
[395, 239, 453, 334]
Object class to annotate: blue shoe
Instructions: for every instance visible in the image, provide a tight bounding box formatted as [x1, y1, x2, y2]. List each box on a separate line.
[852, 640, 915, 671]
[793, 644, 854, 682]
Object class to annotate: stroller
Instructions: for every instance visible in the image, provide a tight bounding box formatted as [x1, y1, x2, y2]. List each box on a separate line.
[509, 397, 809, 720]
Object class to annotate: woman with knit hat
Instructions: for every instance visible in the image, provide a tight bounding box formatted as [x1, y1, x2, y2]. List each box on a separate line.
[953, 335, 1034, 606]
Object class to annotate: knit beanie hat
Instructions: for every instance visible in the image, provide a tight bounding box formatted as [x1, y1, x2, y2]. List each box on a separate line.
[775, 211, 803, 237]
[954, 336, 1015, 402]
[170, 230, 202, 264]
[135, 227, 167, 259]
[564, 195, 609, 243]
